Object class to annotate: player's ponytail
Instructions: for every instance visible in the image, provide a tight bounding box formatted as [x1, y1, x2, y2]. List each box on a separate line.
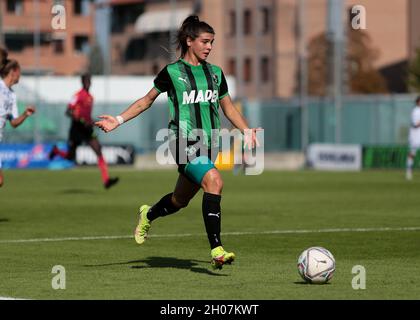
[0, 47, 9, 76]
[177, 15, 215, 58]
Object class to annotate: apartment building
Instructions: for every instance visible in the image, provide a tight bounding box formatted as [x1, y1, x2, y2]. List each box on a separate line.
[2, 0, 419, 96]
[1, 0, 95, 75]
[109, 0, 420, 98]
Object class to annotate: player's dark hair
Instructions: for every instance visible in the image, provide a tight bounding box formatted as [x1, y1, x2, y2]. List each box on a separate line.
[176, 15, 215, 58]
[416, 96, 420, 105]
[0, 47, 17, 78]
[0, 50, 20, 78]
[0, 47, 8, 65]
[81, 73, 91, 83]
[81, 73, 91, 90]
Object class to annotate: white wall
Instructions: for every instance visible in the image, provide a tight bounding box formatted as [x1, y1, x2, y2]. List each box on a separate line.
[15, 76, 236, 104]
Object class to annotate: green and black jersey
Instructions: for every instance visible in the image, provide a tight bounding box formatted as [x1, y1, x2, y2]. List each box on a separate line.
[154, 59, 229, 148]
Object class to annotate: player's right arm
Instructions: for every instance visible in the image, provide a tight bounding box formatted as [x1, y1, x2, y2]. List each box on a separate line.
[8, 94, 35, 128]
[95, 87, 160, 133]
[9, 105, 36, 128]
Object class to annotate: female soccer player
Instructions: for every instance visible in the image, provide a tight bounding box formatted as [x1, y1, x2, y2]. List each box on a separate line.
[0, 49, 36, 187]
[49, 73, 119, 189]
[95, 16, 260, 269]
[406, 96, 420, 180]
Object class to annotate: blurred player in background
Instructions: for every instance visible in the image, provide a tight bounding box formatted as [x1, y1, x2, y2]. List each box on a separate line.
[95, 15, 260, 269]
[406, 96, 420, 180]
[49, 73, 119, 189]
[0, 48, 36, 187]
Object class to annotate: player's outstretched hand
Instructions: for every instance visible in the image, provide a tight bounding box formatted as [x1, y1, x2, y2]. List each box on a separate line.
[25, 105, 36, 116]
[244, 127, 263, 150]
[95, 115, 119, 133]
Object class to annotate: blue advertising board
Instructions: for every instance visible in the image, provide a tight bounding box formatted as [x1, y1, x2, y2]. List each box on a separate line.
[0, 143, 73, 169]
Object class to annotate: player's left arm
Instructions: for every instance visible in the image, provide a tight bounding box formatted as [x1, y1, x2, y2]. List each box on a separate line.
[220, 95, 262, 149]
[220, 95, 249, 132]
[9, 105, 36, 128]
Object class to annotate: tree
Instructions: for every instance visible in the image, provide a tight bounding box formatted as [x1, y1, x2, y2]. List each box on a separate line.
[307, 29, 387, 95]
[307, 33, 328, 96]
[346, 29, 387, 94]
[408, 47, 420, 92]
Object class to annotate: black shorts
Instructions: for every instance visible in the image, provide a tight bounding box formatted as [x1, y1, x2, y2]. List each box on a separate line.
[69, 121, 95, 146]
[169, 138, 219, 185]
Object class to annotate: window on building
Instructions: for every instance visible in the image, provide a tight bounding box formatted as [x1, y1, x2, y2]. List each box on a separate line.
[228, 58, 236, 76]
[74, 0, 90, 16]
[261, 57, 269, 82]
[229, 11, 236, 36]
[6, 32, 50, 52]
[244, 9, 252, 35]
[244, 57, 252, 82]
[53, 39, 64, 54]
[5, 33, 31, 52]
[7, 0, 23, 15]
[74, 35, 90, 54]
[74, 0, 82, 14]
[261, 7, 270, 34]
[125, 38, 147, 61]
[111, 4, 144, 33]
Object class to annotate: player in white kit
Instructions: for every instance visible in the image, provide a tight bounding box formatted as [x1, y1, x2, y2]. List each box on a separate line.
[406, 96, 420, 180]
[0, 49, 36, 187]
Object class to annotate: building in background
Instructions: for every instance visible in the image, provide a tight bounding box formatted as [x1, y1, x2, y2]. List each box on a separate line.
[204, 0, 276, 100]
[110, 0, 193, 75]
[108, 0, 420, 99]
[1, 0, 94, 75]
[109, 0, 275, 99]
[1, 0, 420, 95]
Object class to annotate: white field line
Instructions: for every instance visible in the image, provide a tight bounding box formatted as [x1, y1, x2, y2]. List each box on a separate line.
[0, 297, 27, 300]
[0, 226, 419, 244]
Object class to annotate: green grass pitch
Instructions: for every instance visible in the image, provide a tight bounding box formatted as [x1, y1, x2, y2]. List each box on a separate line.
[0, 169, 419, 299]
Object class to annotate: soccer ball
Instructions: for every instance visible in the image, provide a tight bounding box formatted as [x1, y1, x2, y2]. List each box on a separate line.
[297, 247, 335, 284]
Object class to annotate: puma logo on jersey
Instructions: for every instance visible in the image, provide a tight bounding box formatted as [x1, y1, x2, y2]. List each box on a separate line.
[182, 90, 218, 104]
[178, 77, 188, 84]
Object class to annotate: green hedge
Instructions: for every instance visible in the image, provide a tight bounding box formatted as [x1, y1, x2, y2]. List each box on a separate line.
[363, 145, 420, 168]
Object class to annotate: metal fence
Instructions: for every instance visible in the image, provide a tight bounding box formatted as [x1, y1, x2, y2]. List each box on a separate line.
[243, 94, 417, 151]
[4, 94, 418, 152]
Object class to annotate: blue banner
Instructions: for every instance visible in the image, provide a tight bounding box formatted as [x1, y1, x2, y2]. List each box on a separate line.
[0, 143, 74, 169]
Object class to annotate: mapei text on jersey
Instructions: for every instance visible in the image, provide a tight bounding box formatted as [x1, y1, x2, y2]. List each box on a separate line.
[182, 90, 219, 104]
